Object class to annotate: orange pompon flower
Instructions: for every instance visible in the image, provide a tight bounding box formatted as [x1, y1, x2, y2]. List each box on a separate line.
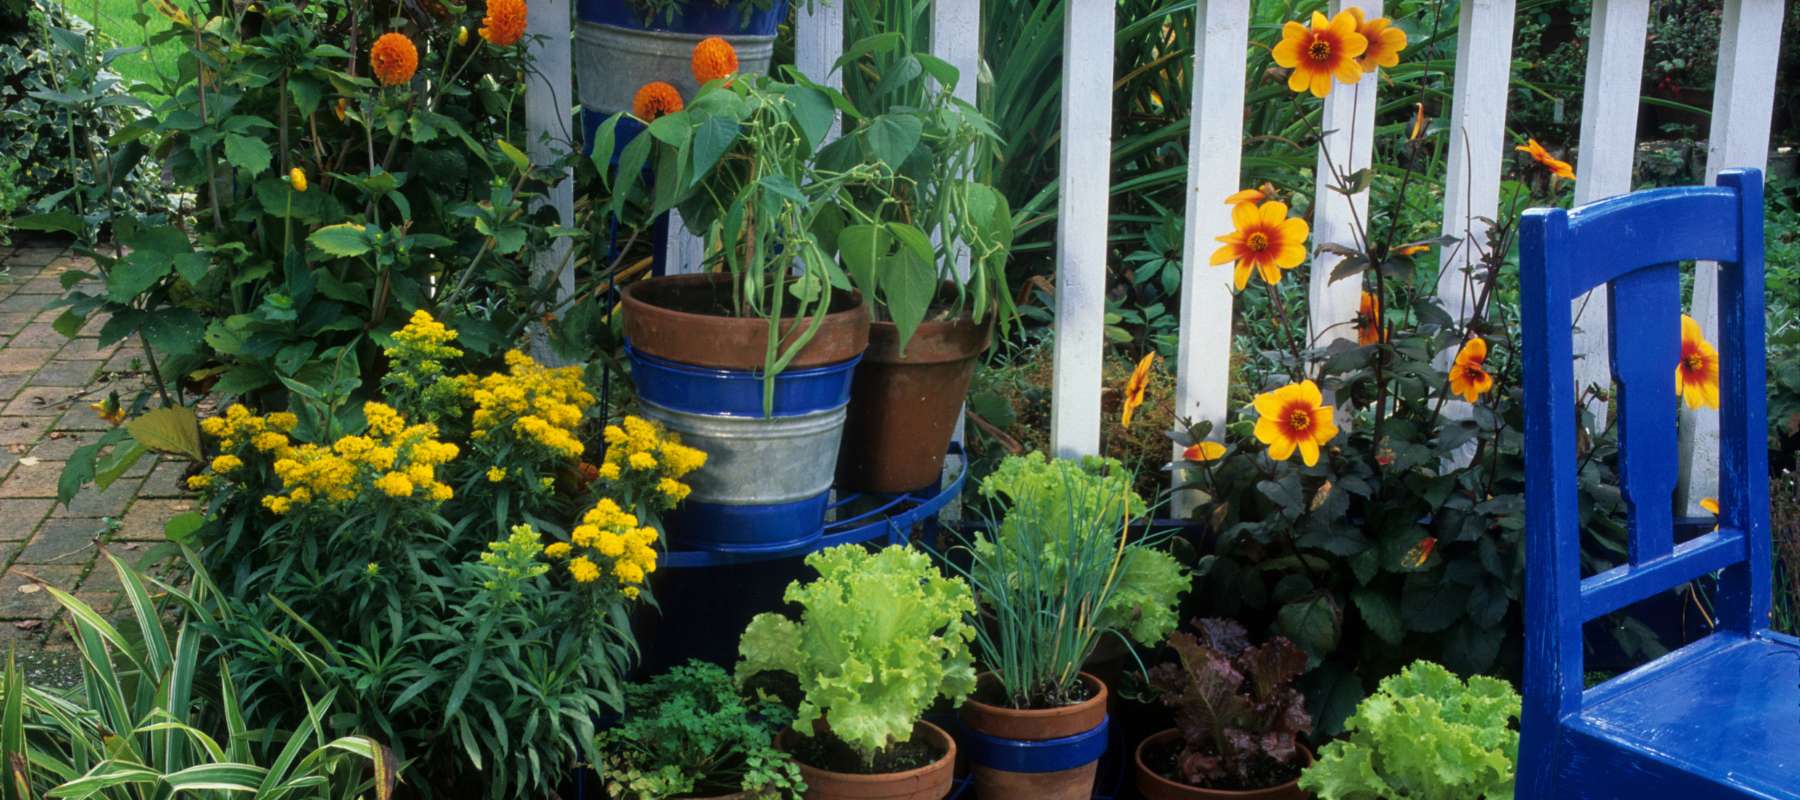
[480, 0, 527, 47]
[1210, 200, 1310, 291]
[1120, 352, 1156, 429]
[1355, 290, 1384, 346]
[633, 81, 683, 121]
[1347, 7, 1407, 71]
[691, 36, 739, 84]
[1676, 314, 1720, 410]
[1224, 188, 1265, 208]
[1448, 337, 1494, 402]
[370, 32, 419, 86]
[1252, 380, 1339, 467]
[1184, 441, 1226, 463]
[1271, 11, 1368, 98]
[1517, 138, 1576, 182]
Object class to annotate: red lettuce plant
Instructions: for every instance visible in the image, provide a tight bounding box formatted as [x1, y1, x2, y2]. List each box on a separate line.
[1148, 618, 1313, 788]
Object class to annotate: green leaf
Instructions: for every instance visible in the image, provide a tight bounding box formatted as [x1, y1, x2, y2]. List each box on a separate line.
[1350, 588, 1403, 645]
[10, 211, 84, 234]
[93, 441, 149, 491]
[881, 227, 937, 356]
[223, 134, 273, 176]
[307, 224, 372, 257]
[689, 115, 740, 183]
[1276, 595, 1341, 662]
[105, 252, 172, 303]
[785, 85, 836, 150]
[164, 512, 205, 543]
[496, 139, 530, 172]
[863, 114, 923, 170]
[126, 406, 203, 461]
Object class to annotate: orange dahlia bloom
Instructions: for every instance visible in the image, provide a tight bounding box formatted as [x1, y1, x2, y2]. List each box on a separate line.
[1271, 11, 1368, 98]
[1253, 380, 1339, 467]
[633, 81, 683, 121]
[480, 0, 527, 47]
[691, 36, 738, 84]
[1120, 352, 1156, 429]
[1210, 200, 1309, 291]
[1355, 290, 1383, 346]
[1183, 441, 1226, 463]
[1347, 7, 1407, 71]
[1676, 314, 1720, 409]
[1517, 138, 1576, 182]
[370, 32, 419, 86]
[1448, 337, 1494, 402]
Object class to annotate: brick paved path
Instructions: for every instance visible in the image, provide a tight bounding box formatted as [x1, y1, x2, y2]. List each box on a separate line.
[0, 238, 193, 658]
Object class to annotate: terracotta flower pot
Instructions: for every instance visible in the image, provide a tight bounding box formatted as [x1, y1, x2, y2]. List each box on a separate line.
[959, 672, 1110, 800]
[778, 721, 956, 800]
[835, 311, 990, 494]
[621, 272, 869, 371]
[1134, 729, 1313, 800]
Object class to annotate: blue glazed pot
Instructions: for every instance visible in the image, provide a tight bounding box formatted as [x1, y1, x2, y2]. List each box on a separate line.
[621, 274, 869, 553]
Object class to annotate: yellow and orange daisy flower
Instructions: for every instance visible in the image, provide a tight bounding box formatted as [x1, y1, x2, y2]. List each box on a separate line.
[480, 0, 527, 47]
[692, 36, 738, 84]
[1517, 138, 1576, 182]
[633, 81, 683, 121]
[370, 32, 419, 86]
[1253, 380, 1339, 467]
[1210, 199, 1310, 291]
[1355, 290, 1384, 346]
[1271, 11, 1369, 98]
[1448, 336, 1494, 402]
[1183, 441, 1227, 463]
[1700, 496, 1720, 530]
[1676, 314, 1720, 410]
[1224, 188, 1266, 208]
[1121, 352, 1156, 429]
[1347, 8, 1407, 71]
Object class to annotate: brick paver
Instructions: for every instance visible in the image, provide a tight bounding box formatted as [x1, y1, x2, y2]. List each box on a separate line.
[0, 238, 169, 653]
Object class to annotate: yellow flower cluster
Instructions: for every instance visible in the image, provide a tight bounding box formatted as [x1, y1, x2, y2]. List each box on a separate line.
[599, 415, 705, 509]
[469, 349, 595, 460]
[190, 405, 301, 491]
[384, 310, 473, 421]
[546, 497, 658, 599]
[260, 402, 460, 514]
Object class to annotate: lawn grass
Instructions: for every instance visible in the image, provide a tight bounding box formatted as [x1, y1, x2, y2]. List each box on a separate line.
[75, 0, 180, 98]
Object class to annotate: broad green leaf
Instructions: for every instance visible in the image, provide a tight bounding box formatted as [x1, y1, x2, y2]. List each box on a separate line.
[863, 113, 922, 170]
[496, 139, 530, 172]
[105, 252, 171, 303]
[223, 134, 273, 176]
[1350, 588, 1403, 645]
[1277, 595, 1341, 663]
[126, 406, 203, 461]
[307, 224, 371, 257]
[688, 115, 739, 183]
[164, 512, 205, 543]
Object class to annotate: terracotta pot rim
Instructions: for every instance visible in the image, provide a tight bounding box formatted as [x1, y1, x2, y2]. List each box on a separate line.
[962, 672, 1108, 719]
[621, 272, 866, 324]
[621, 272, 869, 369]
[1133, 729, 1312, 798]
[778, 719, 957, 785]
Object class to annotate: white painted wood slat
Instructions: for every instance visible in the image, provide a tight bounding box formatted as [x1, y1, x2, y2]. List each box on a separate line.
[524, 0, 575, 356]
[1568, 0, 1650, 413]
[1435, 0, 1517, 321]
[1172, 0, 1250, 515]
[1680, 0, 1786, 510]
[1306, 0, 1382, 355]
[931, 0, 981, 282]
[795, 3, 847, 142]
[1049, 0, 1117, 458]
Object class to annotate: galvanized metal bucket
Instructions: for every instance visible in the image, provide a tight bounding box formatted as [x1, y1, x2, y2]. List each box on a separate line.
[575, 0, 787, 157]
[627, 344, 859, 552]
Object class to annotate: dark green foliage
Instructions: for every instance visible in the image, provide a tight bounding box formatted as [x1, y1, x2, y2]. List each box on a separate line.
[597, 661, 805, 799]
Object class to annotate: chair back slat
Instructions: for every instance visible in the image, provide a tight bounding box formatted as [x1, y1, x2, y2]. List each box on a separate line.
[1560, 189, 1742, 298]
[1606, 263, 1681, 563]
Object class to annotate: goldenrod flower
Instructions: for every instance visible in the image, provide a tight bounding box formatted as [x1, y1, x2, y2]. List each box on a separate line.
[1271, 11, 1369, 98]
[288, 167, 307, 192]
[1120, 352, 1155, 429]
[1516, 138, 1575, 183]
[487, 466, 506, 482]
[628, 451, 657, 471]
[187, 474, 213, 490]
[1347, 8, 1407, 71]
[1210, 200, 1309, 290]
[1676, 314, 1720, 410]
[632, 81, 683, 121]
[1355, 291, 1384, 346]
[1448, 337, 1494, 403]
[1183, 441, 1226, 462]
[370, 32, 419, 86]
[1252, 380, 1339, 467]
[211, 454, 244, 474]
[479, 0, 526, 47]
[545, 541, 572, 559]
[569, 556, 600, 583]
[691, 36, 738, 84]
[374, 472, 415, 497]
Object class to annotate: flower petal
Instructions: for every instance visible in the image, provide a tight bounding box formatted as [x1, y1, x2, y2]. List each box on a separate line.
[1211, 243, 1240, 266]
[1259, 201, 1291, 227]
[1268, 437, 1298, 463]
[1232, 200, 1261, 230]
[1275, 243, 1307, 269]
[1298, 439, 1321, 467]
[1310, 70, 1333, 98]
[1289, 66, 1314, 95]
[1334, 54, 1366, 85]
[1235, 263, 1253, 291]
[1297, 380, 1324, 407]
[1272, 35, 1302, 68]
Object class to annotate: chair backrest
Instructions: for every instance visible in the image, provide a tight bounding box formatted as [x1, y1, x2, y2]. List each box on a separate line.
[1516, 168, 1770, 721]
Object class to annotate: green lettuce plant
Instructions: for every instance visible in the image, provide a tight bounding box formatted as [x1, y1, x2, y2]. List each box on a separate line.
[737, 544, 977, 766]
[950, 452, 1188, 708]
[597, 660, 805, 799]
[1297, 660, 1521, 800]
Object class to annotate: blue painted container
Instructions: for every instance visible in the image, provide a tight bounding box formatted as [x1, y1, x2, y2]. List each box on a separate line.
[959, 674, 1111, 800]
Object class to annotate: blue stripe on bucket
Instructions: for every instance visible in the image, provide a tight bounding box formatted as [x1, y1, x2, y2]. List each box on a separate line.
[963, 716, 1110, 775]
[662, 493, 827, 553]
[626, 343, 860, 418]
[577, 0, 785, 35]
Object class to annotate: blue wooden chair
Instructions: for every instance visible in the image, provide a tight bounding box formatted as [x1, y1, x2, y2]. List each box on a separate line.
[1516, 168, 1799, 799]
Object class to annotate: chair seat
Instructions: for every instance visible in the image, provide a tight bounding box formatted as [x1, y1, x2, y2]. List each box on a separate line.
[1569, 631, 1800, 798]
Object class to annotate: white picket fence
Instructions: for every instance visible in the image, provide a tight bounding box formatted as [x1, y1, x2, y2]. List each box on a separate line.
[525, 0, 1788, 510]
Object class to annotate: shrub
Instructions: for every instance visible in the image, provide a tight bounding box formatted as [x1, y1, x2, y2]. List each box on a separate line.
[737, 544, 978, 766]
[1145, 618, 1313, 791]
[1298, 660, 1521, 800]
[597, 660, 806, 799]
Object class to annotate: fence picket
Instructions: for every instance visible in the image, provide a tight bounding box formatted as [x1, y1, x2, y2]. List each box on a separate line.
[1049, 0, 1116, 458]
[525, 0, 576, 349]
[1172, 0, 1251, 514]
[1680, 0, 1786, 511]
[1569, 0, 1650, 416]
[1306, 0, 1383, 356]
[1435, 0, 1517, 321]
[932, 0, 981, 283]
[795, 3, 847, 142]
